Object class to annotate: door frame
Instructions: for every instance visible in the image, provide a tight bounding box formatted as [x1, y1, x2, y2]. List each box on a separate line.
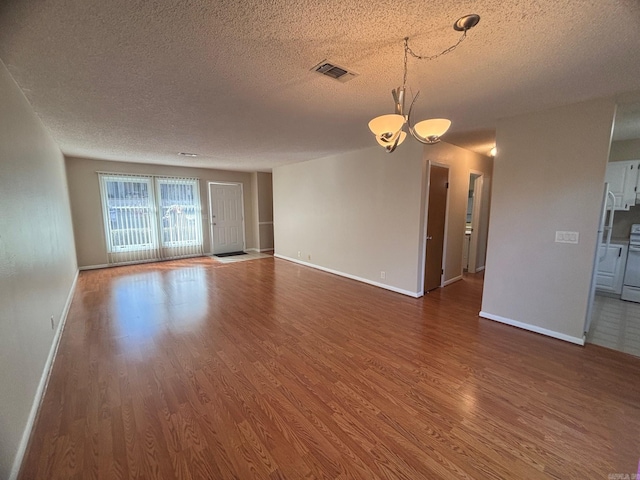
[467, 170, 484, 273]
[420, 161, 451, 294]
[207, 181, 246, 255]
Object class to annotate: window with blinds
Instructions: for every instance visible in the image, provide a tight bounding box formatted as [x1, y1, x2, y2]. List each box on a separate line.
[157, 177, 201, 247]
[98, 173, 203, 265]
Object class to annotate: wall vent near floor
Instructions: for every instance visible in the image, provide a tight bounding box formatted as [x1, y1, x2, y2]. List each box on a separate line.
[311, 60, 358, 83]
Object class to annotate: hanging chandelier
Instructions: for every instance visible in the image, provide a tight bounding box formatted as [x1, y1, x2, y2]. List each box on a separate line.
[368, 14, 480, 153]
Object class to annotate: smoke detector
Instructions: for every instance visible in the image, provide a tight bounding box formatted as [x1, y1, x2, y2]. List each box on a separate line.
[311, 60, 358, 83]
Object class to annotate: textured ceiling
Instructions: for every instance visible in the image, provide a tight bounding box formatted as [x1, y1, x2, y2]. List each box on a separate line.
[1, 0, 639, 171]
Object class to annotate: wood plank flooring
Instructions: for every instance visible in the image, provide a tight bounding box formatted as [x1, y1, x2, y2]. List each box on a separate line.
[19, 257, 640, 479]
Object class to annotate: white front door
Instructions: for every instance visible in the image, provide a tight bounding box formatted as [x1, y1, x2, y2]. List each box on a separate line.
[209, 182, 245, 254]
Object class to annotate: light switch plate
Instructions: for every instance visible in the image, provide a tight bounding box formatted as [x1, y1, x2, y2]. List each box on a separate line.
[555, 231, 579, 244]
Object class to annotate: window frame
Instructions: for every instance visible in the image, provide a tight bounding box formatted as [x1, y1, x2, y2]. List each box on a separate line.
[155, 177, 203, 248]
[99, 174, 159, 253]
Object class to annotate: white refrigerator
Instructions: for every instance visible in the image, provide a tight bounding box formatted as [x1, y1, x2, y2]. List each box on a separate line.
[584, 184, 615, 335]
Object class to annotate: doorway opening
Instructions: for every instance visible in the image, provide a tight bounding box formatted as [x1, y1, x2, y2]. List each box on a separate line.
[423, 163, 450, 293]
[208, 182, 246, 255]
[464, 172, 484, 273]
[584, 101, 640, 357]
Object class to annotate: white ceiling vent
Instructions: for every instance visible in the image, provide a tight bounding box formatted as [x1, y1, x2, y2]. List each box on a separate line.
[311, 60, 358, 83]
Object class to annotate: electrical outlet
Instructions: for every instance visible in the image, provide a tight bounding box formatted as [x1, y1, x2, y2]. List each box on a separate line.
[297, 251, 301, 258]
[50, 316, 55, 330]
[380, 271, 386, 279]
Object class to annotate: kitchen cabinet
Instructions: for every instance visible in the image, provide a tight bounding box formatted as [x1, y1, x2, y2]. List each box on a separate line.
[605, 161, 638, 210]
[595, 243, 628, 295]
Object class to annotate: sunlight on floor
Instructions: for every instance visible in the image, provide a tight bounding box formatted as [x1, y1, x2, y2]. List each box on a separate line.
[212, 252, 272, 264]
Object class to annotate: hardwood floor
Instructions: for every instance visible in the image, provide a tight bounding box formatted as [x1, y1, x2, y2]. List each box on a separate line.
[19, 257, 640, 479]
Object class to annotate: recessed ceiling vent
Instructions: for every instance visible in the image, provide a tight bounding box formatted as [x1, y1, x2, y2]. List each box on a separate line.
[311, 60, 358, 83]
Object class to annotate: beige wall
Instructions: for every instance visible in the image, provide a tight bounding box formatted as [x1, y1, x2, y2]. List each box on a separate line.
[481, 98, 616, 342]
[610, 139, 640, 162]
[65, 157, 258, 267]
[273, 139, 491, 295]
[0, 61, 78, 478]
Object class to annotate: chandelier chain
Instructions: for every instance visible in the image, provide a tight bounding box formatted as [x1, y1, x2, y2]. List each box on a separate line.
[405, 30, 468, 62]
[401, 30, 468, 91]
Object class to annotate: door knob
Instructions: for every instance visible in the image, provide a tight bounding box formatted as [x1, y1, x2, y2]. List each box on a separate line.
[426, 236, 433, 240]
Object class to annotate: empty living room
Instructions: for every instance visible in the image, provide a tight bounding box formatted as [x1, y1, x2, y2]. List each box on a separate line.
[2, 1, 640, 479]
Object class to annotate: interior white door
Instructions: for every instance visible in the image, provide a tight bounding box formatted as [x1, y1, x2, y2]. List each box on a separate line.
[209, 183, 245, 254]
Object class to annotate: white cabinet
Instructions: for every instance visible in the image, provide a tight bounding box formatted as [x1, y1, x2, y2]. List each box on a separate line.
[595, 243, 628, 295]
[605, 161, 638, 210]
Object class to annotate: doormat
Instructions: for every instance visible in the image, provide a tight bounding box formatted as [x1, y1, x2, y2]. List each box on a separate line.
[214, 251, 246, 258]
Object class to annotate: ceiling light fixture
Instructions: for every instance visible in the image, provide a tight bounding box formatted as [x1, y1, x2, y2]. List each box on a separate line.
[368, 14, 480, 153]
[178, 152, 198, 157]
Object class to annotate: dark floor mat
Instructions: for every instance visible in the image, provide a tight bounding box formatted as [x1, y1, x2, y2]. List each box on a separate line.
[214, 251, 246, 258]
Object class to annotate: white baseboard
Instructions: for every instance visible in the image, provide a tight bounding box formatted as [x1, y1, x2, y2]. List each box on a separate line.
[10, 269, 79, 480]
[443, 275, 463, 286]
[274, 254, 421, 298]
[475, 265, 485, 273]
[79, 263, 109, 271]
[479, 311, 585, 346]
[79, 254, 206, 271]
[246, 248, 274, 253]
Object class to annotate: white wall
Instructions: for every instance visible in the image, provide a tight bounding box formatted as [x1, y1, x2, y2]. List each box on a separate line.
[273, 139, 492, 295]
[0, 61, 78, 478]
[481, 98, 616, 343]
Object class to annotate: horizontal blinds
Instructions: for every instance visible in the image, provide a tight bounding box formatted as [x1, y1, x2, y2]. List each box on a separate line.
[98, 173, 203, 266]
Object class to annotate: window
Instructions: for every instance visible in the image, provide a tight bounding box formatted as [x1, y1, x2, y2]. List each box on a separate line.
[100, 175, 157, 252]
[157, 177, 202, 247]
[99, 173, 203, 264]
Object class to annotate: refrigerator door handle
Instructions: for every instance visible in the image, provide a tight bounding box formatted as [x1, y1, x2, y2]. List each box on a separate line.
[606, 190, 616, 249]
[599, 184, 614, 261]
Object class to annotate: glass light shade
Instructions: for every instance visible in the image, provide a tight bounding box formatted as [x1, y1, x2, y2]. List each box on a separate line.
[376, 130, 406, 147]
[413, 118, 451, 139]
[368, 114, 405, 136]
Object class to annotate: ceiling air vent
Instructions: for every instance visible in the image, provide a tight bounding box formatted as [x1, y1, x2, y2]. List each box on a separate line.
[311, 60, 358, 83]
